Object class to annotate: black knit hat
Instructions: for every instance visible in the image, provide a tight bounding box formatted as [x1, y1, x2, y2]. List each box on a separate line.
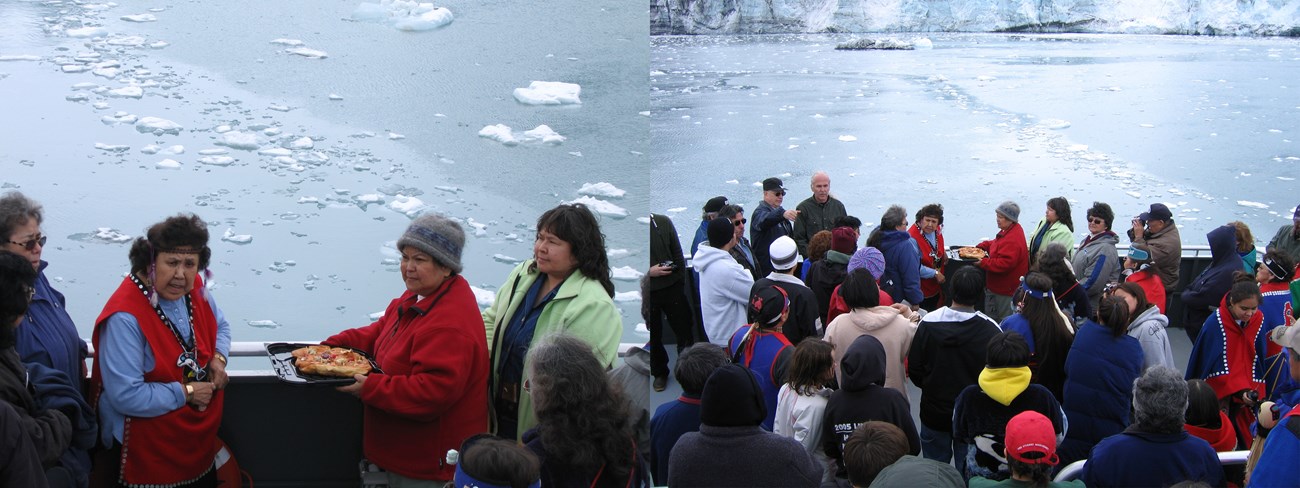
[396, 213, 466, 273]
[700, 364, 766, 427]
[707, 216, 734, 248]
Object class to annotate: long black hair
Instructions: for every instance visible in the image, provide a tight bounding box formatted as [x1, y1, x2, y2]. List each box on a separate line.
[531, 204, 615, 297]
[1047, 197, 1074, 232]
[1021, 272, 1073, 376]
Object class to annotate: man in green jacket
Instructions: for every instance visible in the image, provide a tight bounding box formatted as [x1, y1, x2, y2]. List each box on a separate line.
[793, 171, 847, 261]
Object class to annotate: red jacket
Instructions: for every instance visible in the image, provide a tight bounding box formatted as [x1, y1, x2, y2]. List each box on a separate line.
[908, 224, 947, 299]
[325, 275, 489, 480]
[976, 223, 1029, 296]
[1127, 268, 1167, 313]
[1185, 411, 1236, 452]
[827, 284, 893, 324]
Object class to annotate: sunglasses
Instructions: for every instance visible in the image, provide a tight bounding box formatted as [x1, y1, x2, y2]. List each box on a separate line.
[8, 233, 46, 251]
[772, 191, 786, 197]
[732, 218, 747, 227]
[1088, 218, 1105, 225]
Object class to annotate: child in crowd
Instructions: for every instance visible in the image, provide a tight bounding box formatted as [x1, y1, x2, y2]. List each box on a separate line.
[453, 434, 542, 488]
[773, 339, 836, 485]
[969, 411, 1083, 488]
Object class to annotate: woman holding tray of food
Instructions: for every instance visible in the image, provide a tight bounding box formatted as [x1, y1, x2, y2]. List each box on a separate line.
[91, 214, 231, 488]
[482, 203, 621, 441]
[322, 213, 488, 486]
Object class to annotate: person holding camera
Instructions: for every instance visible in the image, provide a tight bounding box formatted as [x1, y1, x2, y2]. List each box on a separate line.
[649, 213, 696, 392]
[1126, 203, 1182, 298]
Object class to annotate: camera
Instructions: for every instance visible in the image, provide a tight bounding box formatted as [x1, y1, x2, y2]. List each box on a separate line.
[658, 260, 676, 269]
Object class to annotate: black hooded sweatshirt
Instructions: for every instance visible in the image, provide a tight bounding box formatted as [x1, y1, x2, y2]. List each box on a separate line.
[907, 307, 1002, 431]
[821, 334, 920, 479]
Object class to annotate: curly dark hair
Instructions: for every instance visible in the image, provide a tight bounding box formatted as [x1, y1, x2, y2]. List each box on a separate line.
[1087, 202, 1114, 231]
[1031, 243, 1078, 296]
[0, 251, 37, 348]
[914, 203, 944, 226]
[807, 230, 833, 262]
[0, 191, 42, 243]
[529, 334, 635, 487]
[128, 214, 211, 277]
[530, 204, 614, 297]
[1047, 197, 1074, 232]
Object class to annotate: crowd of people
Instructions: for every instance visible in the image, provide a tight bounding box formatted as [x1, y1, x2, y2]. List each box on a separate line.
[0, 190, 644, 488]
[646, 172, 1300, 487]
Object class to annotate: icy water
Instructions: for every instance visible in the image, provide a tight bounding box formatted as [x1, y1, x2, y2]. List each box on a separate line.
[651, 33, 1300, 248]
[0, 0, 649, 350]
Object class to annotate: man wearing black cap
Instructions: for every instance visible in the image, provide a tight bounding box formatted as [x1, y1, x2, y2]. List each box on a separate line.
[667, 364, 822, 488]
[1126, 202, 1182, 295]
[691, 196, 728, 257]
[1266, 204, 1300, 264]
[751, 177, 797, 278]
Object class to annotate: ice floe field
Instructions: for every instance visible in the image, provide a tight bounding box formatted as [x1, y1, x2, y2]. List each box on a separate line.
[0, 0, 649, 351]
[651, 33, 1300, 248]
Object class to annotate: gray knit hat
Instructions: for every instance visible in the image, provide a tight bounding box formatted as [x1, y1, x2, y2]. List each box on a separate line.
[396, 213, 466, 274]
[996, 201, 1020, 223]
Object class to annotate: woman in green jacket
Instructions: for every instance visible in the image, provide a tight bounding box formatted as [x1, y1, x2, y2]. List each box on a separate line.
[1028, 196, 1076, 268]
[482, 203, 621, 440]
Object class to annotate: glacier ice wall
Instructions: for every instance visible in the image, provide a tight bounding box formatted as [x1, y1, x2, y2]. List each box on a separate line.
[650, 0, 1300, 36]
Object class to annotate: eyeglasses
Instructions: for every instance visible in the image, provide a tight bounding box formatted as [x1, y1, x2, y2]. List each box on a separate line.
[8, 234, 45, 251]
[732, 218, 747, 227]
[1088, 218, 1105, 225]
[773, 191, 786, 197]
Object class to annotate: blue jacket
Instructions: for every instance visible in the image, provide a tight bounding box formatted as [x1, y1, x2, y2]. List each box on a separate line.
[28, 362, 96, 487]
[1059, 320, 1143, 468]
[878, 230, 923, 306]
[729, 327, 793, 431]
[691, 220, 709, 258]
[1248, 413, 1300, 487]
[1079, 429, 1225, 488]
[15, 263, 88, 396]
[1181, 225, 1240, 324]
[750, 201, 792, 278]
[649, 394, 702, 486]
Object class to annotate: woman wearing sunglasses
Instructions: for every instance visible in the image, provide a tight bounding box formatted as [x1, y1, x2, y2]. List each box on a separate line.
[90, 214, 230, 488]
[1070, 201, 1122, 313]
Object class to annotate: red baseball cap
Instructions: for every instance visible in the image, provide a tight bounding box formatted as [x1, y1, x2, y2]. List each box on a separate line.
[1004, 411, 1058, 465]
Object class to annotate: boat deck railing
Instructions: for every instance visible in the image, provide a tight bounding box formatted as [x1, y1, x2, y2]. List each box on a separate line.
[1054, 450, 1249, 482]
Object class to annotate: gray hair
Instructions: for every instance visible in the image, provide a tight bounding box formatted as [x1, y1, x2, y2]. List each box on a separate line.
[0, 192, 43, 241]
[810, 171, 829, 186]
[881, 205, 907, 230]
[675, 343, 729, 395]
[1132, 366, 1188, 434]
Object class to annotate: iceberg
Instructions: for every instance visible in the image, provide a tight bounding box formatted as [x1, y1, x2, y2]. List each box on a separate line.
[513, 81, 581, 105]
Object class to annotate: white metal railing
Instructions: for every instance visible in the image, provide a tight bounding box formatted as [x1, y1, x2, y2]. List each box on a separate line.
[85, 341, 643, 359]
[1054, 450, 1249, 482]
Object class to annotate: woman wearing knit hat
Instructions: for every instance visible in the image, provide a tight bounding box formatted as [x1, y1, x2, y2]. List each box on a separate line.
[974, 201, 1029, 322]
[481, 203, 621, 442]
[323, 212, 489, 485]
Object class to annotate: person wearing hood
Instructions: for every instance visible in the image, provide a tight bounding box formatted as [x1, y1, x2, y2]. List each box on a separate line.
[727, 285, 795, 431]
[752, 236, 819, 347]
[822, 334, 920, 483]
[868, 205, 923, 309]
[1027, 197, 1076, 267]
[1181, 224, 1242, 341]
[1057, 297, 1143, 469]
[667, 364, 821, 488]
[974, 201, 1029, 322]
[824, 269, 916, 400]
[694, 216, 755, 346]
[952, 332, 1065, 482]
[1110, 282, 1176, 371]
[908, 266, 1001, 464]
[1187, 274, 1268, 450]
[1070, 202, 1121, 312]
[1120, 247, 1166, 314]
[807, 226, 857, 324]
[1079, 366, 1224, 488]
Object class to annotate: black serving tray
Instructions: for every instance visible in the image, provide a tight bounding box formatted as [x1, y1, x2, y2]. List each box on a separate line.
[265, 342, 381, 385]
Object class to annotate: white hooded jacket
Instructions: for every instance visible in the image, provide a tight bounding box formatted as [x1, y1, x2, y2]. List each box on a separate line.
[694, 243, 754, 346]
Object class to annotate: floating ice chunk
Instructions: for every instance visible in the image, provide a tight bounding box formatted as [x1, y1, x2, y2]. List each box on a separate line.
[95, 143, 130, 152]
[388, 132, 404, 140]
[387, 195, 427, 218]
[93, 67, 119, 78]
[106, 36, 147, 47]
[1238, 201, 1269, 209]
[165, 145, 184, 154]
[465, 218, 487, 236]
[478, 124, 517, 146]
[263, 127, 282, 136]
[298, 196, 319, 204]
[94, 228, 133, 243]
[156, 159, 181, 169]
[120, 14, 157, 22]
[395, 7, 454, 31]
[493, 254, 521, 264]
[141, 145, 160, 154]
[135, 117, 183, 135]
[258, 147, 292, 157]
[66, 26, 108, 38]
[353, 2, 454, 31]
[666, 207, 686, 213]
[149, 41, 169, 49]
[199, 156, 235, 166]
[66, 93, 90, 102]
[216, 131, 262, 150]
[247, 320, 281, 329]
[1039, 119, 1071, 130]
[520, 125, 563, 144]
[838, 135, 857, 142]
[198, 148, 228, 155]
[434, 186, 459, 193]
[470, 286, 495, 308]
[566, 196, 627, 219]
[71, 82, 100, 90]
[608, 249, 630, 259]
[62, 65, 91, 73]
[614, 291, 641, 303]
[1278, 176, 1296, 181]
[289, 137, 314, 149]
[222, 228, 253, 244]
[634, 323, 648, 335]
[107, 86, 143, 98]
[612, 266, 643, 281]
[269, 104, 292, 112]
[0, 55, 41, 62]
[513, 81, 581, 105]
[285, 47, 328, 59]
[578, 182, 625, 199]
[725, 179, 739, 184]
[269, 39, 304, 46]
[328, 93, 344, 100]
[1125, 191, 1142, 199]
[1139, 123, 1155, 128]
[812, 114, 825, 119]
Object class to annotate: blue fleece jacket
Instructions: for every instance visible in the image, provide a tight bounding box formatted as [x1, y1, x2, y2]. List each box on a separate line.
[1058, 320, 1143, 468]
[877, 229, 923, 306]
[1080, 429, 1225, 488]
